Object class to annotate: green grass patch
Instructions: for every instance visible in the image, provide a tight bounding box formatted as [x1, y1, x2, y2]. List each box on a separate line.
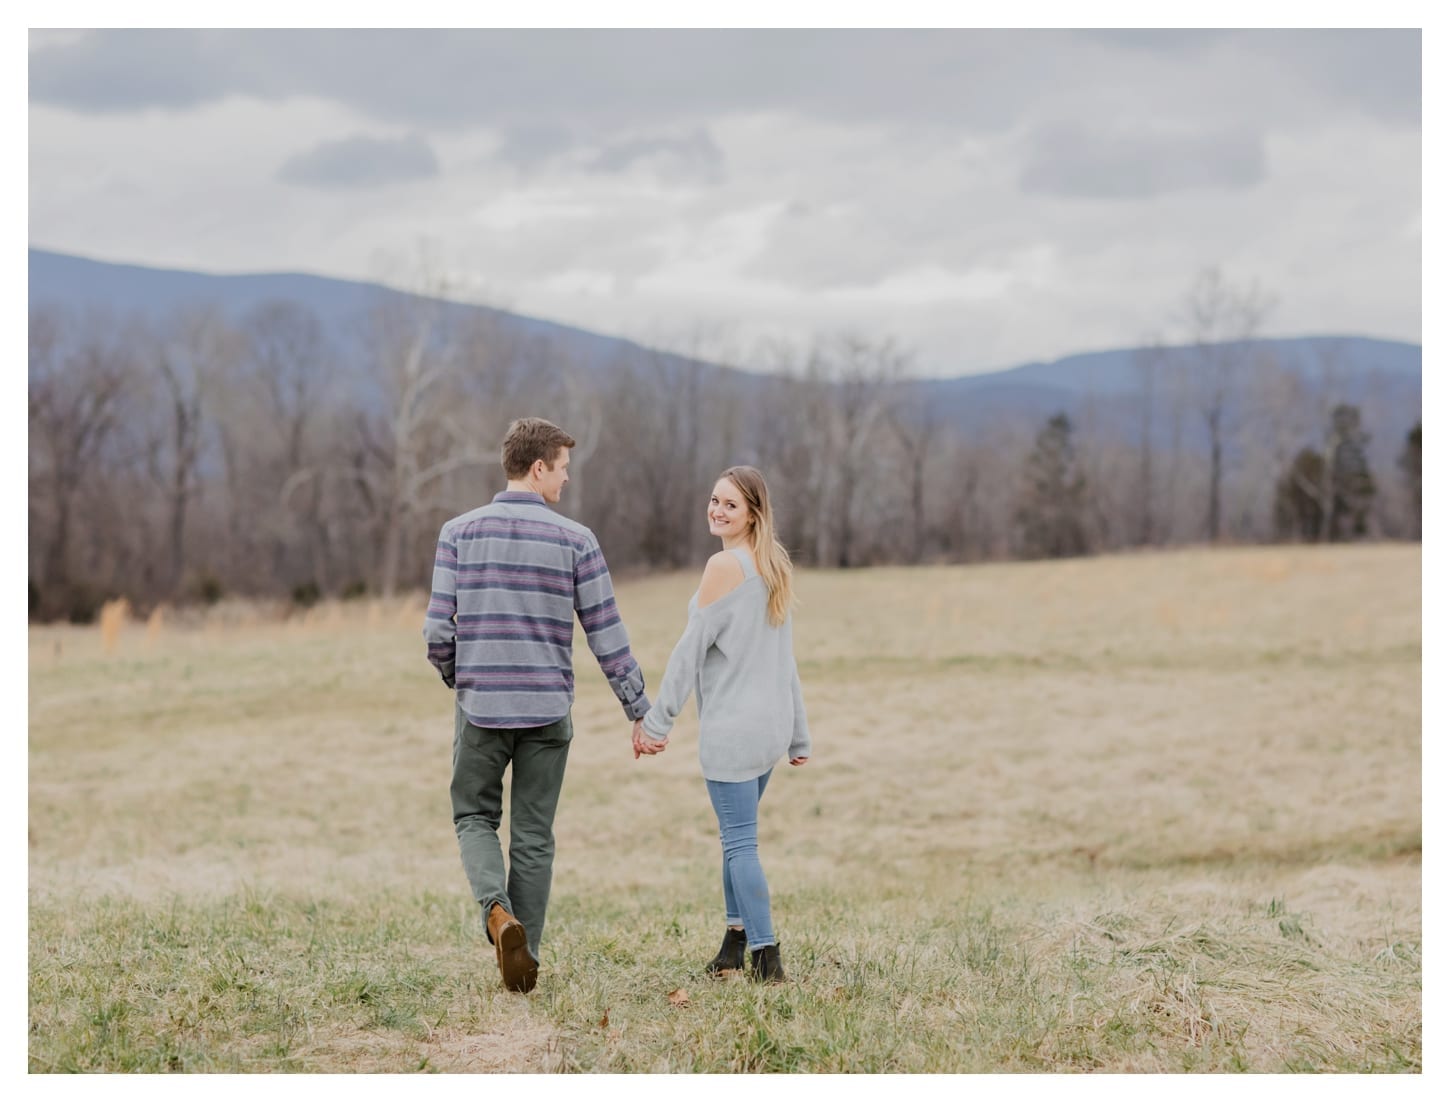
[30, 885, 1420, 1073]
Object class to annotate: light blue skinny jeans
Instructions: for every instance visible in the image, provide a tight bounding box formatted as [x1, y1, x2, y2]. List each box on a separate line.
[705, 769, 775, 950]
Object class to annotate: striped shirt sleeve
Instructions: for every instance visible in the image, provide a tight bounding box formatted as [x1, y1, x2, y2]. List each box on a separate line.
[573, 534, 650, 720]
[423, 523, 458, 688]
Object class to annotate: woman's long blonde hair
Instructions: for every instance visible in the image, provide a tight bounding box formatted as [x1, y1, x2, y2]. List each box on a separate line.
[719, 465, 795, 627]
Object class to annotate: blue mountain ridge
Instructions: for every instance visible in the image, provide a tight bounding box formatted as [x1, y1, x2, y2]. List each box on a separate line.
[28, 246, 676, 376]
[29, 247, 1421, 457]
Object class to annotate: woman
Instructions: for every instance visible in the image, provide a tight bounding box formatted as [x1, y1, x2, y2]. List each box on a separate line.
[633, 466, 811, 983]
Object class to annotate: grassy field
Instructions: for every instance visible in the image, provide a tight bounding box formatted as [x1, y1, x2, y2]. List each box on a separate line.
[28, 544, 1421, 1073]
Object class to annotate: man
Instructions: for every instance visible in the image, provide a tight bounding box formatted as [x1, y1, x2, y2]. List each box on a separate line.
[424, 417, 651, 993]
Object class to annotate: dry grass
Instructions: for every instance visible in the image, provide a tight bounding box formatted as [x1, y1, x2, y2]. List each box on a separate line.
[28, 544, 1420, 1072]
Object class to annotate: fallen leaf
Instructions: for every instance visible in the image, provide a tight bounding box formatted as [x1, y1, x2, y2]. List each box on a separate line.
[599, 1009, 609, 1028]
[667, 988, 690, 1008]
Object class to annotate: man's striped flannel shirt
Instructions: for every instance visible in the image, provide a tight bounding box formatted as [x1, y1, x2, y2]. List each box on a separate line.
[424, 490, 650, 729]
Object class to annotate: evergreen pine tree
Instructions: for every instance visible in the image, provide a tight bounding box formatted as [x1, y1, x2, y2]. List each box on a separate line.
[1273, 403, 1377, 543]
[1398, 420, 1421, 538]
[1328, 404, 1374, 540]
[1274, 448, 1328, 541]
[1015, 413, 1089, 558]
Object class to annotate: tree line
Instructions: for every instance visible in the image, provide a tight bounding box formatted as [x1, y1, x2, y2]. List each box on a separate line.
[28, 269, 1421, 622]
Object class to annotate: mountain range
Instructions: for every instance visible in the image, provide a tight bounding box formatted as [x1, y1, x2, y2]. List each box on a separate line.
[29, 247, 1421, 459]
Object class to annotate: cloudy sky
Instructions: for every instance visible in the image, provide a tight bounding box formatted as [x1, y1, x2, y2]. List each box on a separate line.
[27, 27, 1422, 376]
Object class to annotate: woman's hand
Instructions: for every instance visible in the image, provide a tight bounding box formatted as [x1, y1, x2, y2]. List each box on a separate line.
[788, 756, 809, 766]
[633, 718, 668, 759]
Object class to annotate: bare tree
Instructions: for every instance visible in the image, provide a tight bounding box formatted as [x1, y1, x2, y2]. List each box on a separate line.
[1131, 340, 1168, 545]
[577, 326, 750, 568]
[219, 300, 345, 592]
[883, 379, 943, 563]
[359, 290, 505, 597]
[1232, 353, 1316, 541]
[135, 307, 240, 598]
[28, 307, 137, 615]
[1176, 267, 1274, 542]
[602, 346, 710, 567]
[799, 334, 911, 567]
[743, 340, 822, 560]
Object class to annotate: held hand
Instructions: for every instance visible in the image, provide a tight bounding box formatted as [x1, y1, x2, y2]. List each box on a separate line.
[788, 756, 809, 766]
[632, 718, 668, 759]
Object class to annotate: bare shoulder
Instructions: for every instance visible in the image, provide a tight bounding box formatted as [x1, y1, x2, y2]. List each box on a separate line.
[697, 550, 746, 608]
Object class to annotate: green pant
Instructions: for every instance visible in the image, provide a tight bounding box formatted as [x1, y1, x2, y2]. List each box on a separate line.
[450, 705, 573, 960]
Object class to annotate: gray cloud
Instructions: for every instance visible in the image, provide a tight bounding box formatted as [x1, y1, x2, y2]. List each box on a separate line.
[28, 28, 239, 112]
[487, 123, 727, 187]
[1019, 123, 1267, 200]
[1269, 29, 1422, 125]
[29, 29, 1421, 136]
[34, 30, 1012, 129]
[277, 134, 439, 190]
[1075, 29, 1232, 53]
[492, 123, 578, 169]
[586, 129, 726, 184]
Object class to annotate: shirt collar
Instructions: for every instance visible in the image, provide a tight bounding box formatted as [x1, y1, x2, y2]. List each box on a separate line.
[493, 490, 547, 506]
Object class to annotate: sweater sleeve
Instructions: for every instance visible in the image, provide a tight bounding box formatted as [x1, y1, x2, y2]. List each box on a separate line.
[788, 660, 811, 759]
[639, 604, 723, 740]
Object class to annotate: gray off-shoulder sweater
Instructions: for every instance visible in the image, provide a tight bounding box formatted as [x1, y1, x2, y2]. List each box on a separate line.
[640, 547, 811, 782]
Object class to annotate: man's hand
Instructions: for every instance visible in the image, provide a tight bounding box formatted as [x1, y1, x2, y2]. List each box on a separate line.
[632, 718, 668, 759]
[788, 756, 809, 766]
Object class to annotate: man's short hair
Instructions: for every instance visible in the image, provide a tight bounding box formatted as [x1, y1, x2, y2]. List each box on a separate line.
[501, 418, 576, 479]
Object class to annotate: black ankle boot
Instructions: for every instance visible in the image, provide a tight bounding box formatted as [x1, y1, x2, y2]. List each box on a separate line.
[706, 927, 747, 976]
[749, 942, 786, 983]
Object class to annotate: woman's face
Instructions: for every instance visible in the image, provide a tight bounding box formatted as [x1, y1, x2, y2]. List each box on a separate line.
[707, 478, 752, 542]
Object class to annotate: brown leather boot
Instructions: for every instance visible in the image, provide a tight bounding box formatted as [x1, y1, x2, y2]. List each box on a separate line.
[487, 903, 538, 993]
